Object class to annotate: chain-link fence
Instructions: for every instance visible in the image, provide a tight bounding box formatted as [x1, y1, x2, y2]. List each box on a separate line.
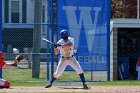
[2, 0, 55, 82]
[2, 27, 108, 82]
[2, 24, 53, 82]
[1, 0, 109, 83]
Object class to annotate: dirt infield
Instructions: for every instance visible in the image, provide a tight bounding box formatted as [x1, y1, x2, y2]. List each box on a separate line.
[0, 86, 140, 93]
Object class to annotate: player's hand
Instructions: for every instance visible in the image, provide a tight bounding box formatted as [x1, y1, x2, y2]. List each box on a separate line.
[54, 43, 61, 48]
[12, 54, 24, 67]
[54, 43, 58, 48]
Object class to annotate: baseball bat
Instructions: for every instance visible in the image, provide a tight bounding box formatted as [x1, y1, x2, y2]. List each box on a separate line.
[42, 38, 54, 44]
[42, 38, 62, 47]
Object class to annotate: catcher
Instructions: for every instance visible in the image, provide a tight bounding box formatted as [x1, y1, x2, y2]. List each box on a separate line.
[0, 51, 23, 88]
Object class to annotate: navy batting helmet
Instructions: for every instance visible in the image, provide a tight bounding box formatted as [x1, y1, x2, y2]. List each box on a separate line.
[60, 29, 69, 41]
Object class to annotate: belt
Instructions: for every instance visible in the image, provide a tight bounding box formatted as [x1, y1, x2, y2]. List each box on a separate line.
[62, 55, 73, 60]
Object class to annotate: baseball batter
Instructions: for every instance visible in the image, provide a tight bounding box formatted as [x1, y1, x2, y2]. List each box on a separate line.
[0, 51, 23, 88]
[45, 29, 89, 89]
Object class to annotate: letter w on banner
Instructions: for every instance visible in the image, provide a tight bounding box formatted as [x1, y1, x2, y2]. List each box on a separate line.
[57, 0, 110, 71]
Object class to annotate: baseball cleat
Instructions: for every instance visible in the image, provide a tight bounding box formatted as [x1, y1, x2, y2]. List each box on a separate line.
[45, 83, 52, 88]
[83, 84, 89, 89]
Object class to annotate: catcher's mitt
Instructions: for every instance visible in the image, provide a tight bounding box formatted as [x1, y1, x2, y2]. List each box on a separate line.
[13, 54, 24, 66]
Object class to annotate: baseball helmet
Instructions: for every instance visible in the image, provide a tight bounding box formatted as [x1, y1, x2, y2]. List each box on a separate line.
[60, 29, 69, 40]
[0, 51, 5, 58]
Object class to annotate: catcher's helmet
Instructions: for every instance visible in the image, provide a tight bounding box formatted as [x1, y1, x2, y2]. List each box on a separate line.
[0, 51, 5, 58]
[60, 29, 69, 41]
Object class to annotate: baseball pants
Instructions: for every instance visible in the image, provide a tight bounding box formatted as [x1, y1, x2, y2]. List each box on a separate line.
[53, 56, 83, 78]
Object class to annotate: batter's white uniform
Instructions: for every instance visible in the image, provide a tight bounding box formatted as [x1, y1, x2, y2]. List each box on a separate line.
[53, 37, 83, 78]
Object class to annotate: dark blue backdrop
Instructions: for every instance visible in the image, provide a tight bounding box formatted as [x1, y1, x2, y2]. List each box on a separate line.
[57, 0, 110, 71]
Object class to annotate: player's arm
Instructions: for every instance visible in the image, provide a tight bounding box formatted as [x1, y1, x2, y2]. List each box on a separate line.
[54, 48, 59, 55]
[54, 43, 60, 55]
[3, 61, 17, 68]
[3, 54, 23, 68]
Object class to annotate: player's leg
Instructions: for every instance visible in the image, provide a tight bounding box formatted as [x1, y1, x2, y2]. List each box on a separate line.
[0, 78, 10, 88]
[45, 58, 68, 88]
[69, 57, 89, 89]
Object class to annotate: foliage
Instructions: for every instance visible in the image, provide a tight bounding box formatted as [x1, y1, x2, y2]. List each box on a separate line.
[111, 0, 137, 18]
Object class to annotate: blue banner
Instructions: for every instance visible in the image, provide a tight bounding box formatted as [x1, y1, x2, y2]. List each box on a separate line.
[57, 0, 110, 71]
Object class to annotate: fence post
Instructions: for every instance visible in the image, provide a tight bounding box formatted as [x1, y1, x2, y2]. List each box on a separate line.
[32, 0, 42, 78]
[0, 0, 2, 78]
[107, 0, 111, 81]
[50, 0, 54, 78]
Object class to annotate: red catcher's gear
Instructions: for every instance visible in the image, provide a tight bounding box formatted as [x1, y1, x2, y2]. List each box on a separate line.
[0, 51, 5, 59]
[4, 81, 10, 88]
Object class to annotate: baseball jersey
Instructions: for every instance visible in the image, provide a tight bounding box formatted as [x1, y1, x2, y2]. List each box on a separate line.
[0, 58, 6, 68]
[57, 37, 74, 57]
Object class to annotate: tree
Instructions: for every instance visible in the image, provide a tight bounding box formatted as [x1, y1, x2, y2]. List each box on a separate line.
[111, 0, 137, 18]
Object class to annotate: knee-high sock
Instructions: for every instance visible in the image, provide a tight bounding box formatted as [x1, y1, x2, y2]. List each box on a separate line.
[79, 73, 86, 84]
[50, 76, 57, 84]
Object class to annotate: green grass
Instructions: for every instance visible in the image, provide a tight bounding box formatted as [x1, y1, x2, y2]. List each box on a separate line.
[3, 68, 90, 81]
[2, 68, 140, 86]
[9, 80, 140, 86]
[3, 68, 46, 81]
[8, 80, 140, 86]
[10, 81, 47, 86]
